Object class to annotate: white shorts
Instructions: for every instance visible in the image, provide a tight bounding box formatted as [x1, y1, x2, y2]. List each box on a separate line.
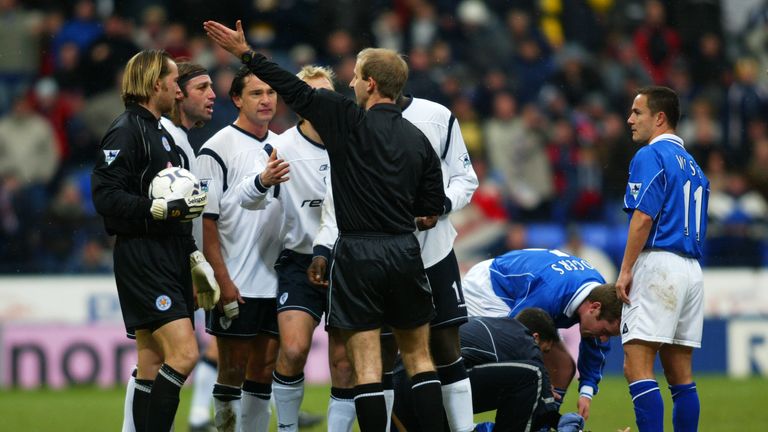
[621, 250, 704, 347]
[462, 259, 511, 317]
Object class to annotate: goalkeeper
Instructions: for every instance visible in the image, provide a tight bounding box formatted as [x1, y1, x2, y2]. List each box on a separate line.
[91, 49, 218, 432]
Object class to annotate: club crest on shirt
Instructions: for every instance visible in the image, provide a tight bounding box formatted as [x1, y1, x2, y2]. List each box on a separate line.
[103, 149, 120, 166]
[200, 178, 211, 193]
[458, 152, 471, 169]
[628, 182, 642, 199]
[155, 295, 172, 311]
[162, 136, 171, 151]
[279, 292, 289, 305]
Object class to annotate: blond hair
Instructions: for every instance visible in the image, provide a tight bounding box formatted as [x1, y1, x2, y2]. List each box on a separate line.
[297, 65, 336, 90]
[121, 49, 173, 106]
[356, 48, 408, 100]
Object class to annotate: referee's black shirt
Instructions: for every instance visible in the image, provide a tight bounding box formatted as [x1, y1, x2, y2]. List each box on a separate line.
[243, 53, 445, 234]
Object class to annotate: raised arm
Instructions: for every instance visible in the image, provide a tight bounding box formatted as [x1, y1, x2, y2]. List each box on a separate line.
[204, 20, 362, 146]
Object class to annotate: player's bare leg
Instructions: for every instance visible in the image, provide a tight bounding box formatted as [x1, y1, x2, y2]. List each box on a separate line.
[345, 328, 387, 431]
[393, 324, 445, 432]
[273, 310, 317, 431]
[660, 344, 699, 432]
[214, 337, 250, 432]
[624, 340, 663, 432]
[149, 318, 199, 432]
[243, 335, 279, 432]
[430, 326, 474, 432]
[328, 328, 356, 432]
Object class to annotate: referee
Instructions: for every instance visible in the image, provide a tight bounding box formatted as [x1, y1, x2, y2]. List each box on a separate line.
[205, 20, 447, 431]
[91, 50, 214, 432]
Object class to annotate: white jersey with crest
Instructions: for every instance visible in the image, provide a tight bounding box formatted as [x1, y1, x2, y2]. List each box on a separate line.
[237, 124, 329, 254]
[401, 97, 478, 267]
[196, 124, 282, 298]
[160, 116, 202, 248]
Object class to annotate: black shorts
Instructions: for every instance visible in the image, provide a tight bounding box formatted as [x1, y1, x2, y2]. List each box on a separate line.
[327, 233, 435, 331]
[382, 250, 466, 337]
[206, 297, 279, 338]
[114, 235, 195, 337]
[275, 250, 326, 321]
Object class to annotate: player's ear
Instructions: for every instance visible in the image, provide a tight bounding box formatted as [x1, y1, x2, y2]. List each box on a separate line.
[590, 301, 602, 313]
[532, 332, 541, 346]
[367, 76, 376, 94]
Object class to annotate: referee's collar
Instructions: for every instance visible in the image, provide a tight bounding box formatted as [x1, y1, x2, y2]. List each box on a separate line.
[126, 103, 159, 121]
[369, 102, 402, 113]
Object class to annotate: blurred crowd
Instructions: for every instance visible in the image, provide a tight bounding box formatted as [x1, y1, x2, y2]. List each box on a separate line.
[1, 0, 768, 273]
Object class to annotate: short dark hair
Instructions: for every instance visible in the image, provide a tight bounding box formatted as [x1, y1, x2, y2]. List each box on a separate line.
[515, 307, 559, 343]
[228, 65, 254, 108]
[637, 86, 680, 129]
[585, 283, 622, 322]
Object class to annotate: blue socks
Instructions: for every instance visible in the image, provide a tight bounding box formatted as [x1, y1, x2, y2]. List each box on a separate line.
[629, 379, 664, 432]
[670, 382, 699, 432]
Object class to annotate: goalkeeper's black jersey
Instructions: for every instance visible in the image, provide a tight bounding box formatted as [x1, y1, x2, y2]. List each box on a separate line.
[91, 103, 193, 243]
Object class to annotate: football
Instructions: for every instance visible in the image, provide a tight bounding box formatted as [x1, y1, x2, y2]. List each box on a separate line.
[149, 167, 201, 199]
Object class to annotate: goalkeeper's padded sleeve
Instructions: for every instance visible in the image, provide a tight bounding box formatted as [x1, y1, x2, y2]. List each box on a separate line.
[190, 250, 220, 310]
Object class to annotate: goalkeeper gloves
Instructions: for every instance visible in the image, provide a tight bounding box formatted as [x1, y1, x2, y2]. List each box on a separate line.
[151, 192, 207, 221]
[190, 250, 220, 311]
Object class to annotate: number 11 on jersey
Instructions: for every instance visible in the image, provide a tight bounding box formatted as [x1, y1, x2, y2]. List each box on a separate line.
[682, 179, 703, 241]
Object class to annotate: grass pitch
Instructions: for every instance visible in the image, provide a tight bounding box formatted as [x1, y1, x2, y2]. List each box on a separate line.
[0, 375, 764, 431]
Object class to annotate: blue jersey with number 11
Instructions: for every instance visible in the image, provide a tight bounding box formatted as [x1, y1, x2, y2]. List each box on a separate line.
[623, 133, 709, 259]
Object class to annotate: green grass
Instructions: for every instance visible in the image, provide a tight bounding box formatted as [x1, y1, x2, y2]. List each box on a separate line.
[0, 375, 765, 431]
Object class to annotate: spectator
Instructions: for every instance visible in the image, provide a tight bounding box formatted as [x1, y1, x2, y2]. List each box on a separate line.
[633, 0, 681, 85]
[0, 0, 44, 113]
[484, 96, 553, 221]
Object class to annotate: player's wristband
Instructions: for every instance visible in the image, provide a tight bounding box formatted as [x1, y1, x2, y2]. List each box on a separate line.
[579, 385, 594, 399]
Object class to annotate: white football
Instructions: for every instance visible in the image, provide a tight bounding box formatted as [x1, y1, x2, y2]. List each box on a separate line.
[149, 167, 201, 199]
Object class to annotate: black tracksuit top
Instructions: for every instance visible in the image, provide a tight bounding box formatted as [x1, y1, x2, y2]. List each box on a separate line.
[244, 53, 446, 235]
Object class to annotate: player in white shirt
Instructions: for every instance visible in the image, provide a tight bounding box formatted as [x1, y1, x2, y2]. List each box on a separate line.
[120, 61, 217, 432]
[310, 95, 479, 431]
[236, 65, 356, 432]
[197, 66, 280, 432]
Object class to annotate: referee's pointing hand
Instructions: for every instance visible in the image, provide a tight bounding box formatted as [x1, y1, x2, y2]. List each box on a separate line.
[204, 20, 250, 58]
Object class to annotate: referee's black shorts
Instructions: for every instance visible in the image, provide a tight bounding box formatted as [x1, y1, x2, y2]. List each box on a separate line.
[327, 232, 435, 331]
[382, 249, 467, 337]
[114, 235, 195, 337]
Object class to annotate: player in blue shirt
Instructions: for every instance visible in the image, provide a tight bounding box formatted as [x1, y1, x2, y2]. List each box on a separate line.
[462, 248, 622, 420]
[618, 86, 709, 432]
